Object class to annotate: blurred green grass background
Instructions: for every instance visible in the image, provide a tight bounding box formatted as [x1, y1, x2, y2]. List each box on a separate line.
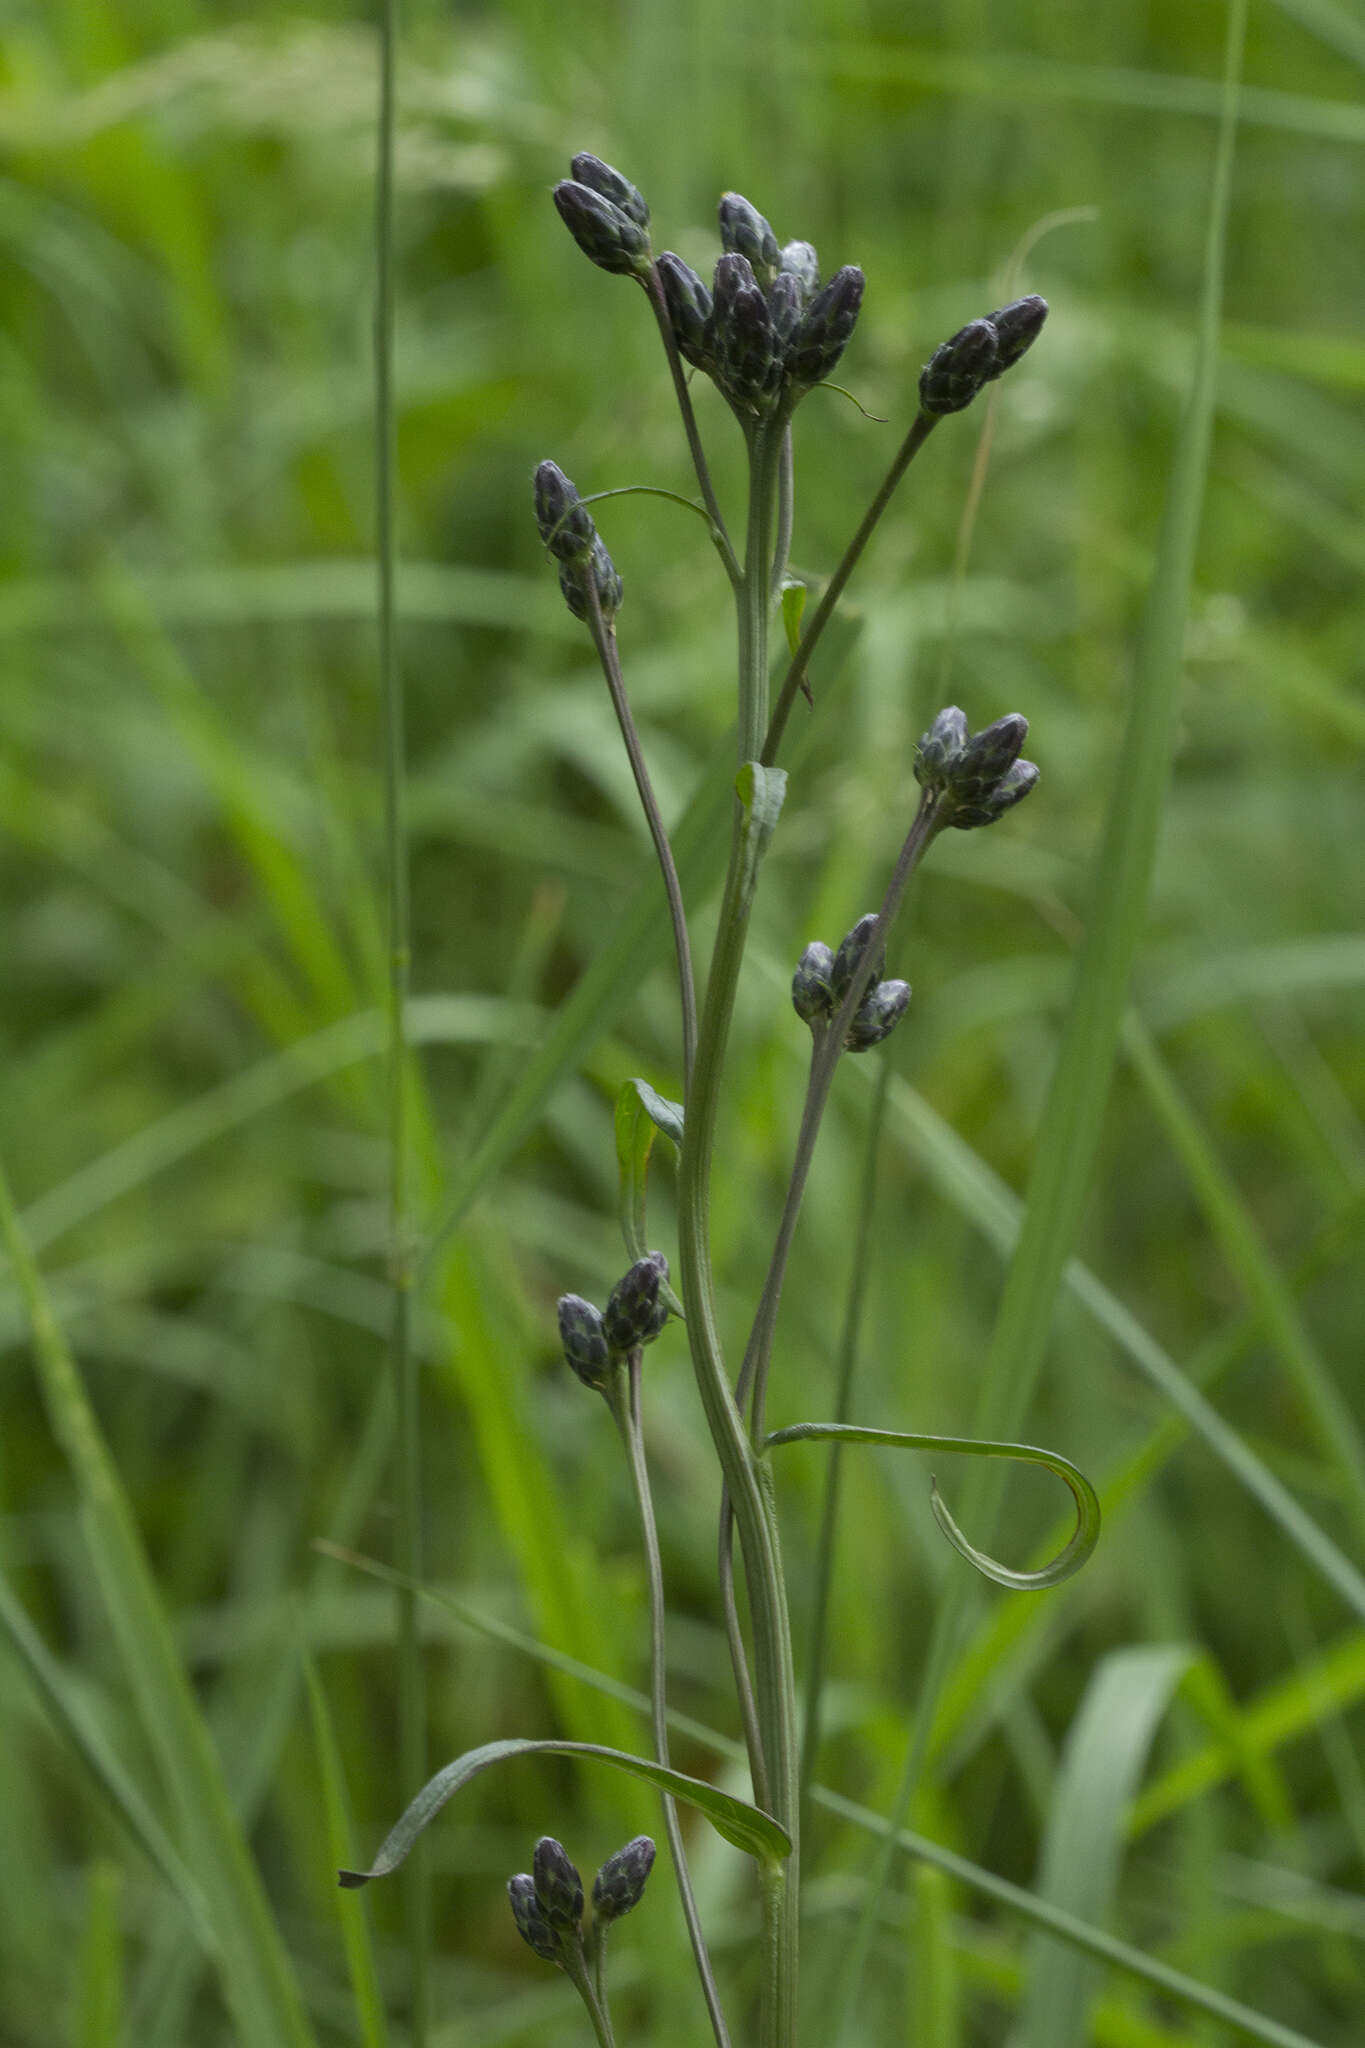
[1, 0, 1362, 2041]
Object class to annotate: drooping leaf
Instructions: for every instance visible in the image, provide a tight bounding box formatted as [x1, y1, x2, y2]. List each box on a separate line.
[764, 1422, 1100, 1589]
[338, 1738, 790, 1888]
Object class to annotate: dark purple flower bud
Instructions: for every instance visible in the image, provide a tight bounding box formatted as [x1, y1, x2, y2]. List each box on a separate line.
[961, 712, 1028, 784]
[569, 153, 650, 231]
[779, 239, 820, 303]
[787, 265, 865, 388]
[914, 705, 969, 793]
[533, 1837, 584, 1933]
[553, 180, 651, 277]
[718, 192, 781, 287]
[831, 914, 885, 1005]
[982, 294, 1047, 377]
[558, 534, 623, 625]
[792, 940, 836, 1025]
[603, 1252, 670, 1355]
[767, 271, 804, 355]
[918, 317, 999, 416]
[509, 1873, 562, 1962]
[557, 1293, 611, 1389]
[712, 253, 779, 412]
[845, 978, 911, 1052]
[950, 755, 1040, 828]
[592, 1836, 656, 1923]
[917, 707, 1040, 829]
[534, 460, 595, 563]
[657, 251, 715, 370]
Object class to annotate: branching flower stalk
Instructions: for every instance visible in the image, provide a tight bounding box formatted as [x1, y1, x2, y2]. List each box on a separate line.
[346, 156, 1094, 2048]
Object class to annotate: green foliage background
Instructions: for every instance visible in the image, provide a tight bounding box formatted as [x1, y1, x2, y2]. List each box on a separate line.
[1, 0, 1362, 2042]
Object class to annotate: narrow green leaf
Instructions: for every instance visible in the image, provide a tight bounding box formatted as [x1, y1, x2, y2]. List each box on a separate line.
[780, 578, 808, 656]
[338, 1738, 791, 1886]
[735, 761, 788, 910]
[614, 1079, 687, 1307]
[1016, 1645, 1194, 2048]
[74, 1861, 125, 2048]
[764, 1423, 1100, 1590]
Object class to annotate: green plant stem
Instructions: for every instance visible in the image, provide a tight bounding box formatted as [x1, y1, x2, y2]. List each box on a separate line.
[762, 410, 939, 765]
[584, 588, 698, 1089]
[605, 1357, 732, 2048]
[374, 0, 427, 2037]
[769, 426, 795, 602]
[741, 794, 942, 1446]
[800, 1058, 889, 1796]
[716, 1483, 769, 1809]
[641, 268, 740, 585]
[562, 1944, 617, 2048]
[678, 414, 800, 2046]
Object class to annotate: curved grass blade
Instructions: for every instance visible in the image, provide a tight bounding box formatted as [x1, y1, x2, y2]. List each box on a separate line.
[764, 1422, 1100, 1589]
[338, 1738, 790, 1887]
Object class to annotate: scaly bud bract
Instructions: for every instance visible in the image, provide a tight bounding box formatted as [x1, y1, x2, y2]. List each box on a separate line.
[533, 459, 595, 563]
[712, 253, 780, 412]
[557, 1293, 611, 1389]
[657, 251, 715, 370]
[569, 153, 650, 231]
[913, 704, 969, 793]
[558, 533, 623, 625]
[960, 711, 1028, 785]
[767, 271, 804, 355]
[603, 1251, 670, 1355]
[788, 264, 865, 389]
[845, 977, 912, 1052]
[779, 239, 820, 303]
[983, 294, 1047, 377]
[592, 1836, 657, 1924]
[533, 1837, 584, 1933]
[553, 180, 652, 277]
[831, 914, 886, 1005]
[918, 317, 999, 416]
[792, 940, 836, 1025]
[951, 755, 1040, 828]
[508, 1873, 562, 1963]
[718, 192, 781, 287]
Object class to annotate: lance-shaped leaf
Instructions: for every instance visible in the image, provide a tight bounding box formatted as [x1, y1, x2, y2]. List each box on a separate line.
[735, 762, 787, 914]
[763, 1424, 1100, 1590]
[614, 1079, 686, 1312]
[338, 1738, 790, 1888]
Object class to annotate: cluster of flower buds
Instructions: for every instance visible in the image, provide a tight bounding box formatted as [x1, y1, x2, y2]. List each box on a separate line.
[913, 706, 1039, 827]
[918, 294, 1048, 416]
[552, 152, 863, 421]
[508, 1835, 656, 1966]
[553, 154, 654, 279]
[792, 912, 912, 1052]
[557, 1251, 671, 1389]
[533, 458, 623, 626]
[659, 191, 864, 417]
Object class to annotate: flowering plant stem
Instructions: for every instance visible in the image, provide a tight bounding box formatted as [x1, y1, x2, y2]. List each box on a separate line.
[676, 406, 800, 2046]
[583, 585, 699, 1086]
[605, 1357, 732, 2048]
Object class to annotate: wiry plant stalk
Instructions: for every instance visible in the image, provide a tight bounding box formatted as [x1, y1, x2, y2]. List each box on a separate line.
[374, 0, 428, 2037]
